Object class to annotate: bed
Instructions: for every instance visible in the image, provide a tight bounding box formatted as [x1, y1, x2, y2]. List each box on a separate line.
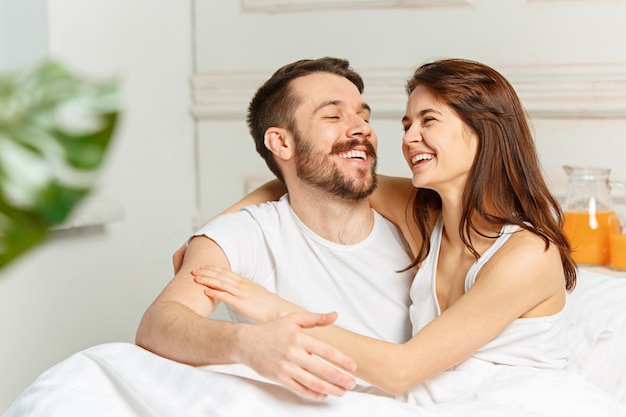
[3, 267, 626, 416]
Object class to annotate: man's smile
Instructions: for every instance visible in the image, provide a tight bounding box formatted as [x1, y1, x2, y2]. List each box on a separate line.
[338, 150, 368, 161]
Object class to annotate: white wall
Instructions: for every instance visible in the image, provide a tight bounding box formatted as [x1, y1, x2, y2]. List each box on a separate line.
[2, 0, 626, 412]
[0, 0, 195, 411]
[0, 0, 49, 71]
[192, 0, 626, 221]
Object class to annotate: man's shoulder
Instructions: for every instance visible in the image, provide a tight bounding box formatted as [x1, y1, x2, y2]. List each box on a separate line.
[240, 196, 287, 216]
[371, 209, 402, 232]
[370, 209, 414, 254]
[196, 197, 289, 236]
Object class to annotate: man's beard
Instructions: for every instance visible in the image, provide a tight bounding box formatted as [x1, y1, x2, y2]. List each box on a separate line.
[293, 131, 378, 201]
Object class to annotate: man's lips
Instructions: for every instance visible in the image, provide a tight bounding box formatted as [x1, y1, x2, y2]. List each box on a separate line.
[338, 149, 367, 161]
[332, 139, 376, 162]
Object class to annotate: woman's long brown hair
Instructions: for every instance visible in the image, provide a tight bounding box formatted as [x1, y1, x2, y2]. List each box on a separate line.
[405, 58, 576, 291]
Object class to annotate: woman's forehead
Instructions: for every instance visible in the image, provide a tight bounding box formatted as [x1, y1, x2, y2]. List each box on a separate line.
[406, 86, 448, 114]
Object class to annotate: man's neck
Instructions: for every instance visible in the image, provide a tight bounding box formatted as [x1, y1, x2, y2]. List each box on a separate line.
[287, 188, 374, 245]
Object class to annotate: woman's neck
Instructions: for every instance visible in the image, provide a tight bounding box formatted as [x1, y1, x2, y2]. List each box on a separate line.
[439, 200, 502, 255]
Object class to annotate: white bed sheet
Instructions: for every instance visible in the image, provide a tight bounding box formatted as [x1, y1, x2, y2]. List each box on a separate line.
[3, 268, 626, 417]
[565, 267, 626, 403]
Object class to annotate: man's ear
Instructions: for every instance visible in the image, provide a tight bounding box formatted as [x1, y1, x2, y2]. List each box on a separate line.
[264, 127, 294, 161]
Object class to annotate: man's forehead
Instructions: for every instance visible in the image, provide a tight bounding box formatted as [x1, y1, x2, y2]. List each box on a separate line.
[291, 73, 368, 111]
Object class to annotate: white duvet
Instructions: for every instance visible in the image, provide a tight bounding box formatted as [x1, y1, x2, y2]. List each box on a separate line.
[4, 268, 626, 416]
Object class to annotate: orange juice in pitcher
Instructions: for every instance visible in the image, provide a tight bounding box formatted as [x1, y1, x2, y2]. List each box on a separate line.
[561, 166, 626, 266]
[563, 210, 614, 265]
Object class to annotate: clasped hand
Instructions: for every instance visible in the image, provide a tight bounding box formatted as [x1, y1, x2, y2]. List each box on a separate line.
[193, 266, 357, 400]
[193, 265, 301, 322]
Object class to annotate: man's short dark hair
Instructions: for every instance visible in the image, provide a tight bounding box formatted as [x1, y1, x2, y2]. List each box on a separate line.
[247, 57, 364, 182]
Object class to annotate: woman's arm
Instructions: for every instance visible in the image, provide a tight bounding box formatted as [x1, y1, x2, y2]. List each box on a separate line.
[194, 233, 565, 395]
[225, 175, 415, 221]
[370, 175, 420, 256]
[175, 176, 418, 272]
[220, 179, 287, 216]
[370, 175, 414, 221]
[307, 234, 565, 394]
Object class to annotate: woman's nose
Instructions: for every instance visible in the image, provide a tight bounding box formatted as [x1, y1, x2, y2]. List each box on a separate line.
[402, 126, 422, 144]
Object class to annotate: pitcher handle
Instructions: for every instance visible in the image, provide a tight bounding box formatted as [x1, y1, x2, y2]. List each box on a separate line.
[610, 181, 626, 202]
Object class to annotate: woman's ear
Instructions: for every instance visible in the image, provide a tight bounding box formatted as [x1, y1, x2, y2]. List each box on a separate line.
[264, 127, 294, 161]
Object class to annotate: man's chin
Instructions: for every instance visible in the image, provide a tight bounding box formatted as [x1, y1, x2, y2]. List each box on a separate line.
[342, 179, 377, 200]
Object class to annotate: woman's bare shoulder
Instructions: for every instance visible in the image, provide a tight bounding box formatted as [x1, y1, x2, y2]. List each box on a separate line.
[481, 228, 565, 307]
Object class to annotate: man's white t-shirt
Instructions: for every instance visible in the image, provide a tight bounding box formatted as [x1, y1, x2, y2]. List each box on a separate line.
[194, 194, 414, 344]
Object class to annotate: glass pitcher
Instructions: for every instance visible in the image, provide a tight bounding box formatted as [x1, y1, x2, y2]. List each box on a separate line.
[562, 165, 626, 265]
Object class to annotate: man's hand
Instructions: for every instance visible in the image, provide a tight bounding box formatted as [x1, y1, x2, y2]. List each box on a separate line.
[237, 312, 357, 401]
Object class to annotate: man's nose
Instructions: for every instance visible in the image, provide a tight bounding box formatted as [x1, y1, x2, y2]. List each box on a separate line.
[348, 115, 372, 138]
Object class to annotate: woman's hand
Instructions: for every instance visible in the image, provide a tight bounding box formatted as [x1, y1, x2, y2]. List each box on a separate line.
[192, 266, 305, 323]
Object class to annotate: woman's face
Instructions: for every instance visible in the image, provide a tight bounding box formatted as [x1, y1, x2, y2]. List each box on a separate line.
[401, 85, 478, 196]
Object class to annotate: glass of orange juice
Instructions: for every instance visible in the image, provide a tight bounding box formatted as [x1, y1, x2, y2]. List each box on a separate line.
[609, 211, 626, 271]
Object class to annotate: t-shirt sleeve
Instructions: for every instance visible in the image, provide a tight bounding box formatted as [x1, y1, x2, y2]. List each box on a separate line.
[193, 210, 267, 280]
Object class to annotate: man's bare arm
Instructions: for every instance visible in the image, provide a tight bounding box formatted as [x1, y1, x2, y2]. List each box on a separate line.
[137, 235, 244, 364]
[139, 235, 356, 400]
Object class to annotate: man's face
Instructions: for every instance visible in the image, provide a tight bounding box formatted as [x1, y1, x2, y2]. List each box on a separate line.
[289, 73, 378, 200]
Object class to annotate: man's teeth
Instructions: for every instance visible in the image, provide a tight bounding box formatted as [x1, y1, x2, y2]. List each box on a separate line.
[412, 154, 434, 164]
[339, 150, 367, 160]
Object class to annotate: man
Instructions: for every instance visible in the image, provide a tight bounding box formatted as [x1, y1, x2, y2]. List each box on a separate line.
[135, 57, 415, 401]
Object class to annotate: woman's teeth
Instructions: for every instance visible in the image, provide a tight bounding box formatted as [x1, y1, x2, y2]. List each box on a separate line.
[411, 154, 434, 164]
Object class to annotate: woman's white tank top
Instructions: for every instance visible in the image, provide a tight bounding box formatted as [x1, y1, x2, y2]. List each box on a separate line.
[408, 216, 569, 370]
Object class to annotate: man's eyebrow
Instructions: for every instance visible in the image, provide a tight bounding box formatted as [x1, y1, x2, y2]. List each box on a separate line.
[313, 100, 371, 114]
[313, 100, 342, 113]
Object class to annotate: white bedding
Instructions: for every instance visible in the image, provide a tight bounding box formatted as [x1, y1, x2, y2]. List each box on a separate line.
[3, 268, 626, 417]
[563, 268, 626, 403]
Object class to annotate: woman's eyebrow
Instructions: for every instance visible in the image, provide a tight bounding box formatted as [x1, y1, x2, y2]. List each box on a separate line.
[420, 108, 442, 116]
[402, 108, 444, 124]
[404, 108, 443, 119]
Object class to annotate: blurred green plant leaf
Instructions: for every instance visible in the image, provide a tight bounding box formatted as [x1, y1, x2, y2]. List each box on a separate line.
[0, 61, 119, 268]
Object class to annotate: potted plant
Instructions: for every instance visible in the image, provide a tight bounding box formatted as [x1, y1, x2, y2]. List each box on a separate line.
[0, 61, 119, 268]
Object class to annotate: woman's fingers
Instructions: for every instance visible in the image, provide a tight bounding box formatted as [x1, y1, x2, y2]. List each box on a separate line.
[192, 267, 239, 292]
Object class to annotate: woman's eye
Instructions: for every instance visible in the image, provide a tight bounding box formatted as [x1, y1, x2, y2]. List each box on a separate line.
[402, 124, 411, 132]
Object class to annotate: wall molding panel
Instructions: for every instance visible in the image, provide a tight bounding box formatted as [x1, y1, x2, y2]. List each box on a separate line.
[191, 71, 264, 120]
[191, 62, 626, 121]
[240, 0, 471, 13]
[503, 63, 626, 119]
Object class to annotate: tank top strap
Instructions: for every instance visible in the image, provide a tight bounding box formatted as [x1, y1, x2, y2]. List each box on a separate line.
[412, 216, 444, 287]
[465, 224, 520, 290]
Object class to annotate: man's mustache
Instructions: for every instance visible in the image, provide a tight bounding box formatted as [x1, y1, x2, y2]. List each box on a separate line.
[331, 139, 377, 159]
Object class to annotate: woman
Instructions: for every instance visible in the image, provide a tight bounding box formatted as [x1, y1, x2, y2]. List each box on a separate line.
[192, 59, 624, 414]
